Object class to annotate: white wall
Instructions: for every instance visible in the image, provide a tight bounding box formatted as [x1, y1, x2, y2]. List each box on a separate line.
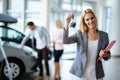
[110, 0, 120, 56]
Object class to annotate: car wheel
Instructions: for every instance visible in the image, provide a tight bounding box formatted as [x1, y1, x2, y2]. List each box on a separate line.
[0, 58, 25, 80]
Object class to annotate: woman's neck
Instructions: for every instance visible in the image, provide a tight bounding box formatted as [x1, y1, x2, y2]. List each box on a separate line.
[88, 29, 98, 40]
[88, 29, 97, 34]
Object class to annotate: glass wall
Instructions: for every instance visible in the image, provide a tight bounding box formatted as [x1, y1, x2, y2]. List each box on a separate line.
[7, 0, 42, 33]
[7, 0, 96, 35]
[105, 7, 112, 34]
[50, 0, 95, 35]
[50, 0, 95, 53]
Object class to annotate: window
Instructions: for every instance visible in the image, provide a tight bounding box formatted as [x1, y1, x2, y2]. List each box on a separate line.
[105, 7, 112, 34]
[50, 0, 96, 53]
[7, 0, 42, 33]
[8, 0, 24, 11]
[50, 0, 95, 35]
[0, 26, 24, 43]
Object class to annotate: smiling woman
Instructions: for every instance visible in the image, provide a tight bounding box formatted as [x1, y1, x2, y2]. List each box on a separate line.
[63, 8, 111, 80]
[80, 8, 98, 33]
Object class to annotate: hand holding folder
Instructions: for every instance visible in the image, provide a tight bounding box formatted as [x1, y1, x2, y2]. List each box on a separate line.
[97, 40, 116, 61]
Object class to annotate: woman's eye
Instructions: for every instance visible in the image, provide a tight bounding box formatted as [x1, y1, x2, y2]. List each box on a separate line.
[86, 19, 89, 21]
[91, 17, 94, 20]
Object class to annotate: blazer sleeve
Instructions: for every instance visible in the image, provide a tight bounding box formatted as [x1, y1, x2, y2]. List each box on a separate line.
[103, 33, 111, 61]
[63, 28, 78, 44]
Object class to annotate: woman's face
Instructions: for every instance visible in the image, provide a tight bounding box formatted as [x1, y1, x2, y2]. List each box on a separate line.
[84, 13, 96, 29]
[56, 21, 61, 28]
[56, 22, 59, 28]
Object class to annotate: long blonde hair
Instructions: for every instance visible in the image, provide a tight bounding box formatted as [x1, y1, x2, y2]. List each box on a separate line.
[55, 19, 63, 29]
[79, 8, 98, 32]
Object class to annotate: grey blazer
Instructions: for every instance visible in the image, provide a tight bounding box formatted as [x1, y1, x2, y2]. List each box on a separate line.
[63, 29, 111, 79]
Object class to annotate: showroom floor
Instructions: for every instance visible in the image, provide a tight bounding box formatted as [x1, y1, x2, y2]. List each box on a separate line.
[19, 53, 120, 80]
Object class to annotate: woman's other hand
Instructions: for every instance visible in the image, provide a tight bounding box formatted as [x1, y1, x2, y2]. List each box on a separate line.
[99, 50, 108, 58]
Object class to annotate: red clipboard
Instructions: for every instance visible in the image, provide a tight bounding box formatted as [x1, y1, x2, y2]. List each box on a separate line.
[97, 40, 116, 61]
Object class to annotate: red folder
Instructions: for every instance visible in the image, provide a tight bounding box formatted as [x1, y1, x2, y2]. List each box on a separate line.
[97, 40, 116, 61]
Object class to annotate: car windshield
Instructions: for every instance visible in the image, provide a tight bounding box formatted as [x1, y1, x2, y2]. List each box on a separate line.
[0, 26, 34, 49]
[0, 26, 24, 43]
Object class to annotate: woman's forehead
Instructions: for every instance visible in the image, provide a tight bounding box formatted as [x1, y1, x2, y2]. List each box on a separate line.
[84, 13, 94, 18]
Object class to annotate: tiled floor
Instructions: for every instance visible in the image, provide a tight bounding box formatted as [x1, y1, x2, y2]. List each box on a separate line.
[19, 53, 120, 80]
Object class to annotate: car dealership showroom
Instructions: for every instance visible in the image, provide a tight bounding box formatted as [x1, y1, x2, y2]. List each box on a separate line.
[0, 0, 120, 80]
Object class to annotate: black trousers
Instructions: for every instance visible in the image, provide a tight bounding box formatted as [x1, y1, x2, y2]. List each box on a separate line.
[33, 47, 50, 76]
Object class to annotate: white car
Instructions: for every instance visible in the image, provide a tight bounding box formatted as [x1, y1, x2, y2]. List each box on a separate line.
[0, 13, 37, 80]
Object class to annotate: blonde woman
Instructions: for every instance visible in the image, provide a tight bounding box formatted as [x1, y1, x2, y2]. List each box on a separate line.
[52, 19, 64, 80]
[63, 8, 111, 80]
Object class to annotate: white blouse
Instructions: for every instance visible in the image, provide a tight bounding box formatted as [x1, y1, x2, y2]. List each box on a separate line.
[82, 39, 98, 79]
[86, 39, 98, 69]
[52, 28, 64, 50]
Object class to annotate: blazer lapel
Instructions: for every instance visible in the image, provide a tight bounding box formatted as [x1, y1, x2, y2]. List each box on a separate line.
[96, 30, 102, 59]
[82, 32, 88, 53]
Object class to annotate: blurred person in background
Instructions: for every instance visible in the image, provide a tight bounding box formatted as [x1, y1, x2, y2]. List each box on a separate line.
[52, 19, 64, 80]
[21, 21, 50, 80]
[63, 8, 111, 80]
